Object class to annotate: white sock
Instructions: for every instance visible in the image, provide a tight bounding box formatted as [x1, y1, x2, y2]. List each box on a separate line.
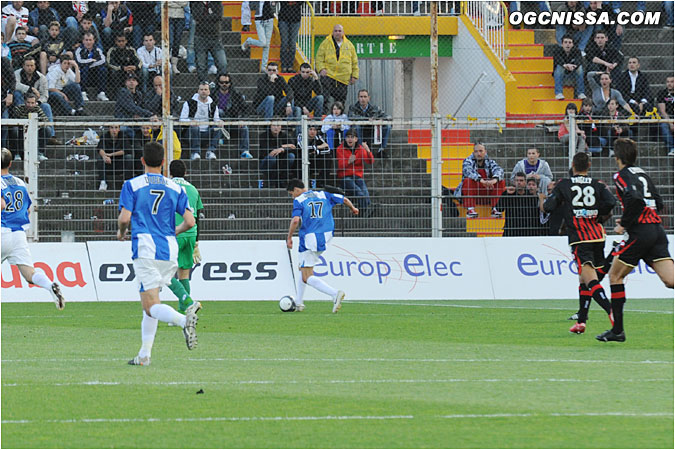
[149, 303, 186, 328]
[139, 311, 158, 358]
[306, 276, 338, 299]
[295, 273, 306, 305]
[31, 272, 53, 291]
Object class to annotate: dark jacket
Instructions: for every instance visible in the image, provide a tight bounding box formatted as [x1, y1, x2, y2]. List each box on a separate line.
[191, 1, 223, 36]
[279, 2, 303, 22]
[496, 191, 542, 237]
[288, 74, 323, 109]
[211, 88, 250, 118]
[106, 46, 142, 72]
[258, 129, 294, 159]
[614, 70, 651, 107]
[115, 88, 153, 118]
[100, 3, 133, 35]
[552, 46, 583, 72]
[253, 74, 294, 108]
[97, 131, 132, 156]
[28, 6, 60, 31]
[348, 101, 390, 119]
[2, 57, 15, 103]
[585, 42, 622, 73]
[143, 90, 180, 117]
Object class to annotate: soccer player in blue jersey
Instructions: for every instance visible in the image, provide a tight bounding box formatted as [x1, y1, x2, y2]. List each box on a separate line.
[1, 148, 66, 309]
[286, 179, 359, 313]
[117, 142, 200, 366]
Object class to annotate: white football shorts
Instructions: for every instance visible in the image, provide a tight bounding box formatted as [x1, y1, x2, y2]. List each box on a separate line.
[1, 230, 34, 266]
[133, 258, 177, 292]
[299, 250, 324, 268]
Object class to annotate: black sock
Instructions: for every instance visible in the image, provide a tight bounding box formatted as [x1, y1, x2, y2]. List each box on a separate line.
[578, 284, 591, 323]
[610, 284, 626, 334]
[588, 279, 611, 315]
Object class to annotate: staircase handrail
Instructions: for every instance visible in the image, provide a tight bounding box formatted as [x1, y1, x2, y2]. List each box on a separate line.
[461, 1, 509, 69]
[296, 1, 315, 66]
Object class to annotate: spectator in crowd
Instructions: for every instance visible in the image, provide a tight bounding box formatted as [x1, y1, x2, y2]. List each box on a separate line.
[336, 128, 373, 215]
[192, 1, 227, 82]
[211, 72, 252, 159]
[578, 97, 607, 153]
[139, 122, 182, 161]
[96, 123, 133, 191]
[63, 12, 101, 54]
[585, 30, 622, 76]
[127, 2, 157, 50]
[656, 75, 674, 155]
[300, 124, 332, 187]
[28, 1, 59, 42]
[258, 122, 297, 186]
[114, 72, 155, 140]
[510, 148, 552, 194]
[456, 142, 505, 219]
[495, 172, 541, 237]
[348, 88, 392, 157]
[321, 101, 349, 151]
[168, 1, 188, 74]
[38, 21, 69, 75]
[586, 70, 634, 115]
[602, 98, 631, 155]
[100, 1, 133, 50]
[288, 63, 324, 118]
[1, 31, 10, 59]
[586, 1, 623, 51]
[664, 1, 674, 28]
[1, 56, 15, 120]
[57, 1, 93, 33]
[558, 102, 587, 153]
[7, 26, 40, 69]
[143, 74, 179, 117]
[241, 1, 274, 72]
[13, 56, 58, 144]
[253, 62, 298, 119]
[2, 1, 29, 43]
[315, 24, 358, 106]
[179, 81, 223, 161]
[9, 92, 49, 160]
[107, 32, 142, 99]
[552, 34, 586, 100]
[614, 56, 652, 116]
[46, 54, 83, 115]
[555, 1, 593, 53]
[136, 32, 162, 93]
[75, 31, 108, 101]
[240, 1, 252, 32]
[278, 2, 302, 73]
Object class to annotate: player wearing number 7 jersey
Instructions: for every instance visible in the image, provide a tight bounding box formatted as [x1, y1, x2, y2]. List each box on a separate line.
[596, 138, 673, 343]
[118, 142, 200, 366]
[286, 179, 359, 313]
[543, 152, 616, 336]
[1, 148, 66, 310]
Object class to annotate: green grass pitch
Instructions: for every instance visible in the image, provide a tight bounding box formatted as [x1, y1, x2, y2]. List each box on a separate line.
[2, 299, 673, 448]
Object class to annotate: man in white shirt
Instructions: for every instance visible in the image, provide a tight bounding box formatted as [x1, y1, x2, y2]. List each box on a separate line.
[46, 54, 84, 115]
[136, 33, 163, 94]
[179, 82, 223, 160]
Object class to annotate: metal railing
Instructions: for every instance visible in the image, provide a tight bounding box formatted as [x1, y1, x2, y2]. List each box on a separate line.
[462, 1, 508, 69]
[312, 1, 461, 16]
[298, 1, 316, 65]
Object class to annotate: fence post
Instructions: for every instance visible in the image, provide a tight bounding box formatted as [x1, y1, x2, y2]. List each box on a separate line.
[568, 112, 576, 166]
[431, 114, 443, 237]
[25, 114, 39, 242]
[301, 115, 309, 187]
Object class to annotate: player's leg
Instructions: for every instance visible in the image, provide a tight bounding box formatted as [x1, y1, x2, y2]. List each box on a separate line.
[301, 250, 344, 313]
[167, 236, 198, 313]
[596, 258, 632, 342]
[651, 259, 674, 289]
[570, 279, 591, 333]
[296, 266, 311, 311]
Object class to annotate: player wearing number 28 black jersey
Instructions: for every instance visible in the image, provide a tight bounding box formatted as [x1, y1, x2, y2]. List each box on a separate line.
[596, 138, 673, 343]
[543, 152, 616, 335]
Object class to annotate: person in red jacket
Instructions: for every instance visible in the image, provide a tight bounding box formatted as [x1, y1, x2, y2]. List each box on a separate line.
[336, 128, 373, 215]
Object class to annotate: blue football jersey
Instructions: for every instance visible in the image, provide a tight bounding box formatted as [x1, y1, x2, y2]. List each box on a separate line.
[119, 173, 191, 261]
[292, 190, 344, 252]
[1, 174, 32, 232]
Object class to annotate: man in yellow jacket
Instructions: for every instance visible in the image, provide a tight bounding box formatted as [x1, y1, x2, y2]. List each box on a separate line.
[315, 24, 359, 107]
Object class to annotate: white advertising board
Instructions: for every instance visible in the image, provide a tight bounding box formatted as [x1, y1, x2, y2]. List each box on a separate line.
[485, 236, 674, 299]
[87, 240, 295, 301]
[291, 237, 494, 300]
[1, 243, 97, 302]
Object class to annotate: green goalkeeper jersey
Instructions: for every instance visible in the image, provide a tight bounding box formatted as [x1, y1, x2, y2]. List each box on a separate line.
[172, 177, 203, 237]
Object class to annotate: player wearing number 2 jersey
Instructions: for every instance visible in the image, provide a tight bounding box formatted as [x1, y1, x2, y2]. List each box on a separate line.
[596, 138, 673, 343]
[1, 148, 66, 310]
[118, 142, 200, 366]
[286, 179, 359, 313]
[543, 152, 616, 335]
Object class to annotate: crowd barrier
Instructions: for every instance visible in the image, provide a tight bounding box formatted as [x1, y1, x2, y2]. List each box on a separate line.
[2, 237, 673, 302]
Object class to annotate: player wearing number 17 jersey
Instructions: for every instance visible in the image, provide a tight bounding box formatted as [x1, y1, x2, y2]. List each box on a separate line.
[286, 179, 359, 313]
[596, 138, 673, 343]
[543, 152, 616, 335]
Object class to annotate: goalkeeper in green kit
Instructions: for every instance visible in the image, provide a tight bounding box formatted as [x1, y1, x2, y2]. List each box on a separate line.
[167, 160, 203, 315]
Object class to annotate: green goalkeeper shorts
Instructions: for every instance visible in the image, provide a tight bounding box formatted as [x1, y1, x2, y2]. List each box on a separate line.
[177, 234, 196, 270]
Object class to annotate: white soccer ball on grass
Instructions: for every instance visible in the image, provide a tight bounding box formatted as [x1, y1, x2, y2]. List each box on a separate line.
[279, 295, 296, 312]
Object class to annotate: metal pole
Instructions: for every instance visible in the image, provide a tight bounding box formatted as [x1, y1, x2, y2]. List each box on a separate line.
[25, 114, 39, 241]
[161, 1, 172, 173]
[430, 1, 439, 115]
[431, 114, 442, 237]
[301, 116, 309, 187]
[568, 112, 576, 165]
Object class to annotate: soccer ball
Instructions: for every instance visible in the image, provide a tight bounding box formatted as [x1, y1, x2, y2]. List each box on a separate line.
[279, 295, 296, 312]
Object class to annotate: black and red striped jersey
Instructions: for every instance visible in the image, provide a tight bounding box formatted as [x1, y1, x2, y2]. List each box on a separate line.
[543, 175, 617, 245]
[613, 166, 663, 230]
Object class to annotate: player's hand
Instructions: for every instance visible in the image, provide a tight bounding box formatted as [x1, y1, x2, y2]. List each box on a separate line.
[614, 224, 625, 234]
[117, 229, 127, 241]
[192, 242, 202, 264]
[286, 236, 293, 249]
[351, 207, 359, 215]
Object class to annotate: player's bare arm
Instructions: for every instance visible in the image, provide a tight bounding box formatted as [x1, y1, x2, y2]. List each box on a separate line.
[176, 209, 195, 236]
[286, 216, 301, 249]
[117, 207, 132, 241]
[343, 197, 359, 215]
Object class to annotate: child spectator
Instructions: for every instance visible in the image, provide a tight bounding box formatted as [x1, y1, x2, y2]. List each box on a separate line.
[321, 101, 349, 151]
[75, 31, 108, 101]
[38, 21, 67, 75]
[552, 34, 585, 100]
[8, 26, 39, 69]
[577, 97, 606, 153]
[336, 128, 373, 215]
[602, 98, 631, 155]
[299, 124, 332, 187]
[558, 102, 587, 153]
[106, 32, 142, 100]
